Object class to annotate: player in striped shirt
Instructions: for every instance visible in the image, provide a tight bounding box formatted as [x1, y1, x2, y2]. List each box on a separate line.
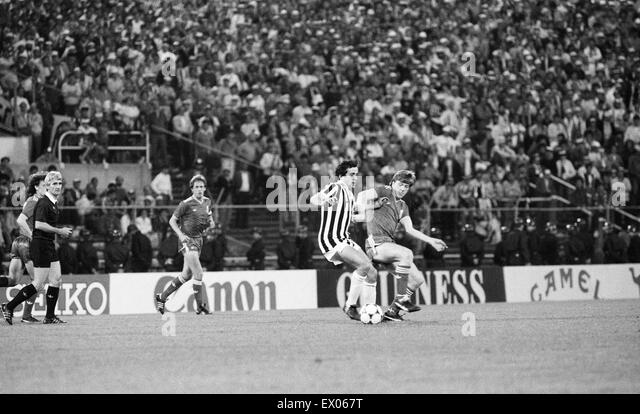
[310, 160, 377, 321]
[0, 172, 47, 323]
[356, 170, 447, 321]
[155, 175, 215, 315]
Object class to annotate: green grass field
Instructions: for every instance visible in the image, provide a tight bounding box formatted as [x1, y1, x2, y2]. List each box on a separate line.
[1, 299, 639, 394]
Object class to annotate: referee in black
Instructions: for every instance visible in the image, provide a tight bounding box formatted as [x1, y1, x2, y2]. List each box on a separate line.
[2, 171, 73, 325]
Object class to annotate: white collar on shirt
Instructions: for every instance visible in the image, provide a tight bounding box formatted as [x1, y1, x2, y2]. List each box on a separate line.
[45, 191, 58, 204]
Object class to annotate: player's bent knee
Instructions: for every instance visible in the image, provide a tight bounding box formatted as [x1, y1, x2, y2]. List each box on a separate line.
[48, 276, 62, 288]
[360, 264, 377, 283]
[32, 280, 46, 291]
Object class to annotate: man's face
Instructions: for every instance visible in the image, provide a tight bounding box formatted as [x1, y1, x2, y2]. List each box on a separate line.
[48, 178, 63, 196]
[341, 167, 359, 188]
[391, 180, 411, 198]
[36, 181, 47, 196]
[192, 181, 206, 198]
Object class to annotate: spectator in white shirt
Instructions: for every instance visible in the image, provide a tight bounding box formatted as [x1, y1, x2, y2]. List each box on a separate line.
[150, 166, 173, 205]
[172, 103, 194, 169]
[135, 209, 153, 235]
[61, 72, 83, 116]
[556, 150, 576, 181]
[624, 115, 640, 145]
[364, 135, 384, 160]
[547, 114, 568, 148]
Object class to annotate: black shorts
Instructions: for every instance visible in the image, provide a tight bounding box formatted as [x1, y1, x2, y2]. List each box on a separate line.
[30, 238, 59, 268]
[10, 235, 31, 263]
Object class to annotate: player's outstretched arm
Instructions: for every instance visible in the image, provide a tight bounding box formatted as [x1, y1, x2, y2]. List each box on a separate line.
[400, 216, 448, 252]
[310, 184, 339, 207]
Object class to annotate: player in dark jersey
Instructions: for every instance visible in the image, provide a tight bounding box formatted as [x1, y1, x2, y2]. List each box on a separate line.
[357, 170, 447, 321]
[2, 171, 73, 325]
[155, 175, 215, 315]
[310, 160, 377, 321]
[0, 172, 47, 323]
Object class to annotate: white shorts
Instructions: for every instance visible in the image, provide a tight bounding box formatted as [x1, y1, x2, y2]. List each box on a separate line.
[323, 239, 363, 265]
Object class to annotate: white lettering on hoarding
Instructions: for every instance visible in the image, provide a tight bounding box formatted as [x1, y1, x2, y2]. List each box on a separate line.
[529, 268, 600, 301]
[208, 280, 276, 311]
[62, 283, 87, 316]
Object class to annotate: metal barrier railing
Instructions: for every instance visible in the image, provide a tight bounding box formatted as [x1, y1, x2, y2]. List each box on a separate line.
[57, 130, 149, 163]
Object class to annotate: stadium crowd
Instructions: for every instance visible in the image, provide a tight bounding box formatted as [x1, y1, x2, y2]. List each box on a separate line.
[2, 0, 640, 269]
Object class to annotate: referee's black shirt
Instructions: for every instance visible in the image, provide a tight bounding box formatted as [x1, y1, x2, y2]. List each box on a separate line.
[31, 193, 59, 242]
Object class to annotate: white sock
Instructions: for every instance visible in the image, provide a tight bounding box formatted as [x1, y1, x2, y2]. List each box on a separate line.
[346, 272, 366, 307]
[361, 282, 377, 305]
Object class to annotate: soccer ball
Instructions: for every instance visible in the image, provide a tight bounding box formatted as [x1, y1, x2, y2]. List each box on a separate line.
[359, 304, 383, 324]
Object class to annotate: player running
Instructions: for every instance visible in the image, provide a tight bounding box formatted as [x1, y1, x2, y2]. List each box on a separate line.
[155, 175, 215, 315]
[0, 172, 47, 323]
[356, 170, 447, 321]
[310, 160, 377, 321]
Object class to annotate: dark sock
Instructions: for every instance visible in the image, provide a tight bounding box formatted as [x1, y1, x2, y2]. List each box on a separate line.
[23, 294, 36, 318]
[45, 286, 60, 319]
[160, 277, 183, 301]
[193, 282, 203, 307]
[0, 277, 10, 287]
[7, 284, 37, 312]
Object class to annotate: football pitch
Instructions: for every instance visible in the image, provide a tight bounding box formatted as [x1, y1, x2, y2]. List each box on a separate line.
[0, 300, 639, 394]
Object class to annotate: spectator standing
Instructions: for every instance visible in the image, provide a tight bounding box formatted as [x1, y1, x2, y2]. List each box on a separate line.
[61, 71, 82, 116]
[232, 163, 253, 229]
[76, 228, 99, 274]
[104, 229, 129, 273]
[150, 166, 173, 205]
[57, 237, 78, 275]
[125, 224, 152, 272]
[157, 228, 183, 272]
[460, 224, 485, 267]
[200, 225, 227, 271]
[295, 226, 314, 269]
[247, 227, 265, 270]
[276, 229, 296, 270]
[146, 99, 169, 169]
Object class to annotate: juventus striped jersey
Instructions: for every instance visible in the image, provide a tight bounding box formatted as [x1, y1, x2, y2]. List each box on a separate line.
[317, 180, 355, 254]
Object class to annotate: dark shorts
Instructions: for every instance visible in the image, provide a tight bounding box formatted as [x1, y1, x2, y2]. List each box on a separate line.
[10, 235, 31, 263]
[30, 238, 59, 268]
[178, 236, 203, 255]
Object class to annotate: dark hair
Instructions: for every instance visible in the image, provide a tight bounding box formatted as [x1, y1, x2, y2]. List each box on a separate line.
[26, 172, 47, 197]
[335, 160, 359, 177]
